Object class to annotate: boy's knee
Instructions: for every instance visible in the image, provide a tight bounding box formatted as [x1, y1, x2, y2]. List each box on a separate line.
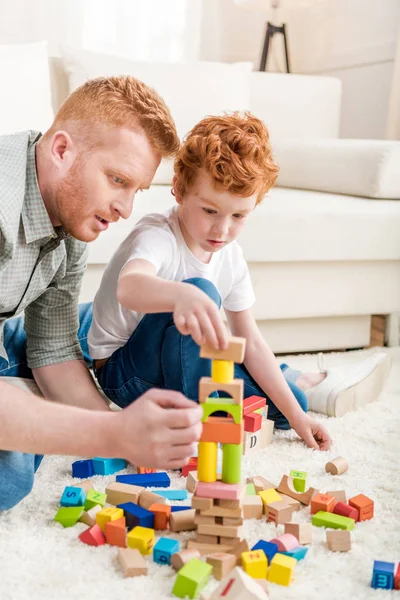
[0, 451, 35, 511]
[184, 277, 221, 307]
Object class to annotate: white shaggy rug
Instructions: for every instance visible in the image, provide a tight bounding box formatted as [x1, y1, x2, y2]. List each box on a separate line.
[0, 348, 399, 600]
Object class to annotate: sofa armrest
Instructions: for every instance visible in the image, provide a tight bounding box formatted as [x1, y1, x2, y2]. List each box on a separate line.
[274, 138, 400, 199]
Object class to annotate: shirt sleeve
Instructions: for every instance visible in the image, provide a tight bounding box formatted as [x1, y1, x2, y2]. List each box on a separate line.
[222, 243, 256, 312]
[122, 226, 175, 275]
[24, 238, 88, 369]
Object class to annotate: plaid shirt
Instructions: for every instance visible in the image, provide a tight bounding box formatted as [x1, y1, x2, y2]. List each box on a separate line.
[0, 130, 88, 368]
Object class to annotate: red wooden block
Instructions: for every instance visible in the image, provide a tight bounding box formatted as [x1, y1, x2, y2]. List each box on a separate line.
[182, 457, 198, 477]
[348, 494, 374, 521]
[333, 501, 359, 521]
[243, 412, 262, 433]
[311, 493, 336, 515]
[79, 524, 106, 546]
[395, 562, 400, 590]
[105, 517, 127, 547]
[243, 395, 266, 415]
[149, 503, 171, 530]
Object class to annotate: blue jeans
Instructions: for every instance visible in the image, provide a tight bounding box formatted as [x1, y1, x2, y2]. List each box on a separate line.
[0, 303, 93, 511]
[96, 278, 308, 426]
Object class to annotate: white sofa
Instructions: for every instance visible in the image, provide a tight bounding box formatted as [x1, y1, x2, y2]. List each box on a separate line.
[2, 42, 400, 353]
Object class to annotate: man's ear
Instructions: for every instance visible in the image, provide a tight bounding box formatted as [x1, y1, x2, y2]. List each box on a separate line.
[172, 175, 182, 204]
[50, 131, 77, 174]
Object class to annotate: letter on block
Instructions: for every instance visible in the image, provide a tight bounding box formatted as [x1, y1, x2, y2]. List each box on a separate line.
[153, 537, 180, 565]
[371, 560, 395, 589]
[241, 550, 268, 579]
[127, 526, 155, 555]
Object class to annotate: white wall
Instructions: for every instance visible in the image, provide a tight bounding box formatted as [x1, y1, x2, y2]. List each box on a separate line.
[207, 0, 400, 140]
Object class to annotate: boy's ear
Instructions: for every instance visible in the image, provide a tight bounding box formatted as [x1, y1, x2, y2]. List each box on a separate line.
[172, 175, 182, 204]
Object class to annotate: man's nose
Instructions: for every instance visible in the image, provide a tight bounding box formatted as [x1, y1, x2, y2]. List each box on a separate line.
[112, 193, 135, 220]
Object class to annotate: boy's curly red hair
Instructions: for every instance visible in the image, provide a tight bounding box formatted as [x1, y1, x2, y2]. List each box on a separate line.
[174, 112, 279, 203]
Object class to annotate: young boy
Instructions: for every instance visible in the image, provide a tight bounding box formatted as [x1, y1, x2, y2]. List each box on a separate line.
[89, 112, 331, 451]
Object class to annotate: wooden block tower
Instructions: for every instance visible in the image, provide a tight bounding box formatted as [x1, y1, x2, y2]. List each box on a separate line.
[189, 336, 246, 554]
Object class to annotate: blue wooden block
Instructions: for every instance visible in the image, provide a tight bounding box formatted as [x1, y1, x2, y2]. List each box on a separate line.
[92, 457, 127, 475]
[282, 546, 308, 561]
[117, 502, 154, 529]
[116, 472, 170, 488]
[251, 540, 279, 564]
[60, 486, 86, 507]
[371, 560, 395, 589]
[72, 459, 93, 479]
[153, 537, 180, 565]
[171, 505, 192, 512]
[153, 490, 188, 501]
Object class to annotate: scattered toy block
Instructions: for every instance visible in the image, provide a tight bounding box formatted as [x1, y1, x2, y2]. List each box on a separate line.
[243, 495, 263, 520]
[72, 479, 93, 494]
[96, 506, 124, 532]
[172, 558, 213, 599]
[72, 459, 93, 479]
[326, 530, 351, 552]
[105, 517, 127, 547]
[186, 540, 237, 556]
[243, 395, 267, 415]
[267, 553, 297, 586]
[246, 476, 275, 493]
[312, 511, 355, 530]
[54, 506, 84, 527]
[78, 523, 106, 546]
[79, 504, 102, 527]
[289, 470, 307, 493]
[348, 494, 374, 521]
[118, 547, 148, 577]
[243, 419, 274, 455]
[279, 494, 301, 512]
[186, 471, 198, 494]
[149, 503, 171, 530]
[92, 457, 127, 475]
[201, 417, 243, 445]
[138, 490, 167, 510]
[371, 560, 395, 589]
[170, 509, 196, 532]
[127, 525, 155, 555]
[206, 553, 237, 580]
[276, 475, 318, 506]
[84, 489, 107, 511]
[282, 546, 308, 560]
[199, 378, 243, 407]
[284, 522, 312, 545]
[310, 493, 336, 515]
[182, 458, 198, 477]
[171, 505, 192, 512]
[200, 336, 246, 363]
[244, 412, 262, 433]
[265, 501, 293, 525]
[137, 466, 156, 474]
[105, 482, 144, 506]
[196, 481, 242, 501]
[326, 490, 347, 504]
[171, 549, 202, 572]
[117, 502, 154, 529]
[269, 533, 299, 552]
[204, 566, 269, 600]
[242, 550, 268, 579]
[333, 501, 359, 521]
[153, 537, 180, 565]
[153, 489, 188, 501]
[251, 542, 277, 567]
[116, 472, 170, 488]
[394, 563, 400, 590]
[258, 488, 282, 509]
[325, 457, 348, 476]
[246, 483, 257, 496]
[60, 485, 86, 508]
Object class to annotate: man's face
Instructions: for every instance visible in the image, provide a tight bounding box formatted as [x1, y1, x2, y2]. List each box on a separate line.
[53, 127, 161, 242]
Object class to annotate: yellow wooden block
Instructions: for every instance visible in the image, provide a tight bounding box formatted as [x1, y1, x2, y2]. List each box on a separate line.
[211, 360, 234, 383]
[258, 488, 282, 508]
[198, 441, 217, 483]
[267, 553, 296, 586]
[127, 526, 155, 555]
[96, 507, 124, 533]
[241, 550, 268, 579]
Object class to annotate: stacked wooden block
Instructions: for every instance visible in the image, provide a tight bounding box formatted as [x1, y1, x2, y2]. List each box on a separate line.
[242, 395, 274, 455]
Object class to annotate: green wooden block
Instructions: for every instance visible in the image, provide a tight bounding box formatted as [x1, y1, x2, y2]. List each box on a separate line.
[202, 401, 242, 425]
[54, 506, 84, 527]
[84, 489, 107, 511]
[172, 558, 212, 599]
[246, 483, 257, 496]
[290, 470, 307, 493]
[222, 443, 241, 484]
[312, 511, 355, 530]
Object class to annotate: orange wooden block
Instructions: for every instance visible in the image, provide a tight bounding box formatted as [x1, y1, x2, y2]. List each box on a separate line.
[137, 467, 156, 474]
[201, 417, 243, 444]
[105, 517, 127, 547]
[148, 503, 171, 530]
[311, 493, 336, 515]
[348, 494, 374, 521]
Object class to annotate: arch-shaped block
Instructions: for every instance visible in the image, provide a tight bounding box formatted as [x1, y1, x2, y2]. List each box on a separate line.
[202, 401, 242, 425]
[199, 377, 243, 406]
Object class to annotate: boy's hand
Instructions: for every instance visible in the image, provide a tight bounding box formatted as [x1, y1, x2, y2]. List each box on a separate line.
[112, 389, 203, 469]
[173, 284, 228, 350]
[289, 413, 332, 451]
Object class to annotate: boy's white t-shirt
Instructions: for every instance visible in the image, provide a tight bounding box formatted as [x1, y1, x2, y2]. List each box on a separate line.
[88, 206, 255, 359]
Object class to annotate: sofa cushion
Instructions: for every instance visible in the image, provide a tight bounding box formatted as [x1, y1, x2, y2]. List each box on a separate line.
[87, 185, 400, 265]
[274, 139, 400, 199]
[0, 41, 54, 135]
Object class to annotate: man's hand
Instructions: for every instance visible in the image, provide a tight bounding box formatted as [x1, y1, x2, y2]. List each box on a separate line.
[111, 389, 203, 470]
[289, 413, 332, 451]
[173, 284, 228, 350]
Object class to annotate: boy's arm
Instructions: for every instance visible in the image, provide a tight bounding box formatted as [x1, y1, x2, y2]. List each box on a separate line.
[117, 259, 228, 349]
[226, 308, 332, 450]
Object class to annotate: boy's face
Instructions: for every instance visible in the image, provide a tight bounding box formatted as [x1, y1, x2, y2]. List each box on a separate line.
[174, 169, 257, 260]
